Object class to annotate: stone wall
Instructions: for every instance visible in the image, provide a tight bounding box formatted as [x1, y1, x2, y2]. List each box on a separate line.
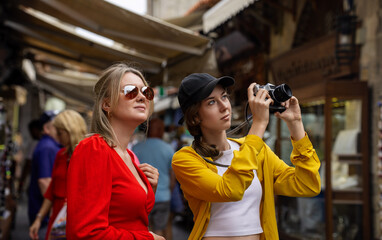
[356, 0, 382, 238]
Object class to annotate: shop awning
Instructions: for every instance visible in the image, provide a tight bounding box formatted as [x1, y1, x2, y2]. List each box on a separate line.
[3, 0, 216, 107]
[203, 0, 258, 33]
[165, 10, 205, 32]
[5, 0, 212, 74]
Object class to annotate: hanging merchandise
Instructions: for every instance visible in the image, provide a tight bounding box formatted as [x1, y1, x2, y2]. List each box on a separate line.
[0, 137, 14, 217]
[0, 100, 15, 220]
[0, 101, 6, 218]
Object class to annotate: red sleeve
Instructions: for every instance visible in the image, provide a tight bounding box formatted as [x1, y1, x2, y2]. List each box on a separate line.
[44, 181, 53, 201]
[44, 149, 64, 201]
[66, 136, 154, 240]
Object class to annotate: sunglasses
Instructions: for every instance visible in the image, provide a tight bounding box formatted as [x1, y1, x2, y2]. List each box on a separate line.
[122, 85, 154, 101]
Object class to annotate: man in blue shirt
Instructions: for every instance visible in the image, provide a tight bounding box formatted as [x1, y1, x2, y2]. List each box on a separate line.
[133, 118, 175, 238]
[28, 110, 61, 238]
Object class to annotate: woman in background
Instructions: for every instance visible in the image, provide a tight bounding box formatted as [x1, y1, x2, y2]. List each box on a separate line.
[29, 109, 87, 239]
[66, 62, 164, 239]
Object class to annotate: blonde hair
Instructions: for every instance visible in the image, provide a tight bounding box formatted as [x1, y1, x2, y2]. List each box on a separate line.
[90, 62, 152, 147]
[53, 110, 87, 156]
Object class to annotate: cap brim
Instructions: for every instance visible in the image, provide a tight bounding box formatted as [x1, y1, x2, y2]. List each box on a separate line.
[196, 76, 235, 103]
[217, 76, 235, 88]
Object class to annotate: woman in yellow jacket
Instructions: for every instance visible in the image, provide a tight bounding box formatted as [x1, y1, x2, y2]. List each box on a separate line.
[172, 73, 321, 240]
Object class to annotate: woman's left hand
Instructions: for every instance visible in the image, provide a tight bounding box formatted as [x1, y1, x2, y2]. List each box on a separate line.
[274, 96, 302, 123]
[275, 96, 305, 141]
[138, 163, 159, 193]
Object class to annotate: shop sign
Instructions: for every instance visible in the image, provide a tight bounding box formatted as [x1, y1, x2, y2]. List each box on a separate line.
[270, 34, 357, 88]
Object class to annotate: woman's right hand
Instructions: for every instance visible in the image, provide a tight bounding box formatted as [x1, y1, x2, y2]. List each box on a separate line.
[247, 83, 273, 138]
[29, 219, 41, 240]
[150, 231, 166, 240]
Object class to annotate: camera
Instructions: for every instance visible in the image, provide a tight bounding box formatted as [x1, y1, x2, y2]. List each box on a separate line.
[254, 83, 292, 113]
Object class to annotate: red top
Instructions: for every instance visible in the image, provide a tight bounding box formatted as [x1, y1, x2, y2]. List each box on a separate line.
[44, 148, 68, 239]
[66, 135, 155, 239]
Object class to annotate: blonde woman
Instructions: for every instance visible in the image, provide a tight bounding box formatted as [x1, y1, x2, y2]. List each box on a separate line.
[29, 110, 87, 239]
[66, 63, 164, 239]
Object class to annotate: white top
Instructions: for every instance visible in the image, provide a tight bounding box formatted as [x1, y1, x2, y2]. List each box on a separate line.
[204, 139, 263, 237]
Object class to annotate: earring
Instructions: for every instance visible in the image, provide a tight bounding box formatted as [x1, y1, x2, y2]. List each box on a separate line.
[107, 111, 112, 119]
[191, 119, 200, 125]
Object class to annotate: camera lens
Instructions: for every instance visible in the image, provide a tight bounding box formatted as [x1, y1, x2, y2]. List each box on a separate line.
[272, 84, 292, 103]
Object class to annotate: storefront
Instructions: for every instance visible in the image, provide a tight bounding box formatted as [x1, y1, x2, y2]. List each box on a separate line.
[197, 0, 373, 238]
[270, 33, 369, 240]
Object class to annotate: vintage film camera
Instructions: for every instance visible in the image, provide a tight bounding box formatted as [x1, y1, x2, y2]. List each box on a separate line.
[253, 83, 292, 113]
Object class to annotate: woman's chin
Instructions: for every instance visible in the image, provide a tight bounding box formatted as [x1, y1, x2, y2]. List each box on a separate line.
[134, 115, 149, 124]
[224, 121, 232, 130]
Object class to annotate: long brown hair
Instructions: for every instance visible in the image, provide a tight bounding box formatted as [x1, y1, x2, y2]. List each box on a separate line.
[90, 62, 152, 147]
[184, 103, 221, 160]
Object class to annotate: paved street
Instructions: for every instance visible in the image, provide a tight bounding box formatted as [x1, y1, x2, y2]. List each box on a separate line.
[10, 193, 191, 240]
[10, 194, 29, 240]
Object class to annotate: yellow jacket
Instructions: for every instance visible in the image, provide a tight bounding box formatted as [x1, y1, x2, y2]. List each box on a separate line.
[172, 134, 321, 240]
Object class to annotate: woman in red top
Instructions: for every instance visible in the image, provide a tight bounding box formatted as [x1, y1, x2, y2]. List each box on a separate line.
[66, 63, 164, 240]
[29, 109, 87, 239]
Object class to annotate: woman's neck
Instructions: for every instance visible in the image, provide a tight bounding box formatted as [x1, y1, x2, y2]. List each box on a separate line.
[202, 130, 230, 151]
[109, 119, 137, 150]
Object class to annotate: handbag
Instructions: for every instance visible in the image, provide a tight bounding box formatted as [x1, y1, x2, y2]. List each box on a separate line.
[49, 202, 67, 240]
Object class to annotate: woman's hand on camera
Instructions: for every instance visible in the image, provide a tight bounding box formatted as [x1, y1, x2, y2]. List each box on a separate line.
[247, 82, 273, 138]
[275, 96, 305, 140]
[275, 96, 301, 122]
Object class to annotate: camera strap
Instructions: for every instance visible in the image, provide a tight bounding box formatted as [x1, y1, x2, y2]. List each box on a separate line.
[200, 155, 230, 168]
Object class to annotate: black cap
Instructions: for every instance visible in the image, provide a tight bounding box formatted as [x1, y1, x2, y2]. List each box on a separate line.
[39, 110, 59, 126]
[177, 73, 234, 124]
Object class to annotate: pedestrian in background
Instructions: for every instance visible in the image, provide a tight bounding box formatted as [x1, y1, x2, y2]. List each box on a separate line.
[17, 119, 42, 197]
[133, 118, 175, 239]
[66, 62, 164, 240]
[28, 110, 61, 239]
[29, 109, 87, 240]
[172, 73, 321, 240]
